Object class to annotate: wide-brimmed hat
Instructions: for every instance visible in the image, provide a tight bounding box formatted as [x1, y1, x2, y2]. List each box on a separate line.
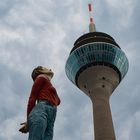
[31, 66, 54, 81]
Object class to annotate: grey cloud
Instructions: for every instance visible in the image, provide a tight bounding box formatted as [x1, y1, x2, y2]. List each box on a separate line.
[0, 0, 139, 140]
[0, 64, 29, 119]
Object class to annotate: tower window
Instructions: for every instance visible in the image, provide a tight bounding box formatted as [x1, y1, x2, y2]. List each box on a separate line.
[102, 85, 105, 88]
[102, 77, 106, 80]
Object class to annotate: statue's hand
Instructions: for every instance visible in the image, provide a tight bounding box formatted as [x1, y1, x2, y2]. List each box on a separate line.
[19, 122, 28, 133]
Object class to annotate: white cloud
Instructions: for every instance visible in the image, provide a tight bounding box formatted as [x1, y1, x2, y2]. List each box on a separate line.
[118, 117, 133, 140]
[0, 27, 22, 42]
[117, 111, 140, 140]
[105, 0, 136, 28]
[0, 115, 28, 140]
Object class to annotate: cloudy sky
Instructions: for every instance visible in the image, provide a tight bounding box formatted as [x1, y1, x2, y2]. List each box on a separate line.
[0, 0, 139, 140]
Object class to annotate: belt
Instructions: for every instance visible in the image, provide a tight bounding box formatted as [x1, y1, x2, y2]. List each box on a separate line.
[37, 100, 56, 107]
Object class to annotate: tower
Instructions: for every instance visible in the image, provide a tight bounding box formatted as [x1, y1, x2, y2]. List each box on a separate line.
[65, 3, 129, 140]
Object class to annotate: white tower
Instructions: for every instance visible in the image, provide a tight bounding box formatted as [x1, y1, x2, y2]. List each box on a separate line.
[65, 3, 129, 140]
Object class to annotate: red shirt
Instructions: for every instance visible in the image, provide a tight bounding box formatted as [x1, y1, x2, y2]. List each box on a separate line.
[27, 74, 60, 117]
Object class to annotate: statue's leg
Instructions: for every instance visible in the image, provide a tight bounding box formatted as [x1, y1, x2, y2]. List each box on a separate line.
[27, 103, 47, 140]
[44, 106, 57, 140]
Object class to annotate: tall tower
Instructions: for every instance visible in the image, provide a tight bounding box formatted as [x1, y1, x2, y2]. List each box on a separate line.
[65, 3, 129, 140]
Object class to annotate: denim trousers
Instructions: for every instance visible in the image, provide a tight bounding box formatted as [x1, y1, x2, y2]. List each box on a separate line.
[27, 101, 57, 140]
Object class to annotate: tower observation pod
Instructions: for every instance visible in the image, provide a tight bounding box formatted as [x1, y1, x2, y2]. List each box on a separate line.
[65, 3, 129, 140]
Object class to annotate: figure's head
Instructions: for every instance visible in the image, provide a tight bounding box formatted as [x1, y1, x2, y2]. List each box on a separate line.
[31, 66, 54, 81]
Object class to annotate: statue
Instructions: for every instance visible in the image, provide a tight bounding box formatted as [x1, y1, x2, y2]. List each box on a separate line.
[19, 66, 61, 140]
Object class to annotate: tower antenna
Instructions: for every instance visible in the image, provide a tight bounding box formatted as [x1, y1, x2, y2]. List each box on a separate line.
[88, 3, 96, 32]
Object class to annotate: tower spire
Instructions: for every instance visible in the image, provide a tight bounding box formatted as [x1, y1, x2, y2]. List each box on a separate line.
[88, 3, 96, 32]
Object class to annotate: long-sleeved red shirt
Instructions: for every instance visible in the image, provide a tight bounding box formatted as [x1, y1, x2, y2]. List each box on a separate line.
[27, 74, 60, 117]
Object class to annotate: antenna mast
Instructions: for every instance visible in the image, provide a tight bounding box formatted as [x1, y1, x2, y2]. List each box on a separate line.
[88, 3, 96, 32]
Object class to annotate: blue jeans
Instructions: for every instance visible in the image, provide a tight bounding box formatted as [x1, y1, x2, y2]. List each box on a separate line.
[27, 101, 57, 140]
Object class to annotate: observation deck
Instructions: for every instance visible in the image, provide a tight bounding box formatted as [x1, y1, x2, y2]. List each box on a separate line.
[65, 32, 129, 86]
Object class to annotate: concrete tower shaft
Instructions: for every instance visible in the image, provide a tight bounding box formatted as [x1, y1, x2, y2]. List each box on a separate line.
[77, 66, 119, 140]
[92, 89, 116, 140]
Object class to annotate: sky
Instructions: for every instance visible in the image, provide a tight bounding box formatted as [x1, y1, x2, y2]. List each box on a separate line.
[0, 0, 139, 140]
